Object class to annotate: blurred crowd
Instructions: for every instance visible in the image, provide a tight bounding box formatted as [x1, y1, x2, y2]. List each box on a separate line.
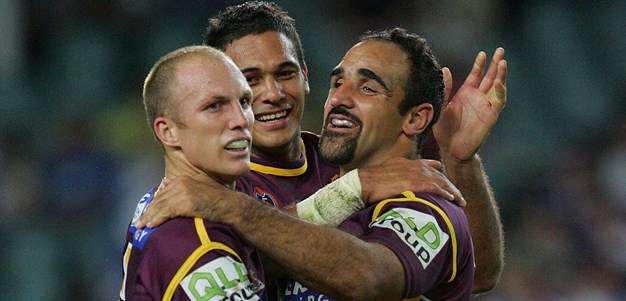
[0, 1, 624, 300]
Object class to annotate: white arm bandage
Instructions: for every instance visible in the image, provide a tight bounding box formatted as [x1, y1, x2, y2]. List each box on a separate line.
[296, 169, 365, 226]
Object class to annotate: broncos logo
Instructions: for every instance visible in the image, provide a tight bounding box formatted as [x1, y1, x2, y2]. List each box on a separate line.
[253, 186, 278, 207]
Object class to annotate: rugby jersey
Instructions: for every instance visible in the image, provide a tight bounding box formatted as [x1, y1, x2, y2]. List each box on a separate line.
[236, 131, 340, 208]
[282, 191, 474, 301]
[120, 186, 266, 301]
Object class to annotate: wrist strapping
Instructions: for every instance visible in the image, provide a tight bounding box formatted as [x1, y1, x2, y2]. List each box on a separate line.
[297, 169, 365, 226]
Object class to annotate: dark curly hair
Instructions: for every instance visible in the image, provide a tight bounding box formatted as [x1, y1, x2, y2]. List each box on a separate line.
[203, 1, 305, 68]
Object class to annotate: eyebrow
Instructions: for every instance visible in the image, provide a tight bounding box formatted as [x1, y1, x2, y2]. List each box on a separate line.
[240, 61, 301, 74]
[358, 68, 391, 93]
[277, 61, 300, 70]
[330, 67, 343, 78]
[240, 67, 260, 74]
[203, 90, 251, 107]
[330, 67, 391, 93]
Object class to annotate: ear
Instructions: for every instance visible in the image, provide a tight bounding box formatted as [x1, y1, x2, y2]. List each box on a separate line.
[402, 103, 434, 136]
[301, 61, 310, 94]
[154, 116, 180, 147]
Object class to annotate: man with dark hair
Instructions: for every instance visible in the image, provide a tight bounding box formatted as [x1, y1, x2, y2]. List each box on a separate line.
[119, 46, 266, 301]
[137, 0, 506, 295]
[140, 27, 507, 300]
[203, 1, 306, 68]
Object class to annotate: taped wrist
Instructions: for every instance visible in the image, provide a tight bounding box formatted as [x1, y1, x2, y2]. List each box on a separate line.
[297, 169, 364, 226]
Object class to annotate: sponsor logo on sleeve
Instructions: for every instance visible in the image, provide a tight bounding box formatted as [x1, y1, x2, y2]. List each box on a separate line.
[282, 280, 334, 301]
[181, 256, 263, 301]
[129, 190, 155, 250]
[370, 208, 449, 269]
[253, 186, 277, 207]
[131, 227, 155, 250]
[131, 191, 153, 227]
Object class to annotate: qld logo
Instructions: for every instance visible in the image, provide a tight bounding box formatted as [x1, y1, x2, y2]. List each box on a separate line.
[180, 256, 263, 301]
[253, 187, 278, 207]
[371, 208, 449, 269]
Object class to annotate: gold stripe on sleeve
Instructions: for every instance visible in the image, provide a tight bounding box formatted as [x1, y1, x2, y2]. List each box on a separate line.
[162, 218, 244, 301]
[195, 217, 211, 244]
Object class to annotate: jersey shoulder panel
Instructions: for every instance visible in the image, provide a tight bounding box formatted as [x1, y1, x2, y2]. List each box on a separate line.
[343, 192, 474, 299]
[125, 218, 266, 301]
[122, 186, 266, 301]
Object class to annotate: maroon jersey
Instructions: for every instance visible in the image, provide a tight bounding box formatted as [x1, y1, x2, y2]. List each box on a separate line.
[236, 132, 340, 208]
[119, 186, 266, 301]
[283, 191, 474, 301]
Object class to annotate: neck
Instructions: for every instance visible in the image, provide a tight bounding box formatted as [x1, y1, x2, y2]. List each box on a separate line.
[251, 136, 303, 162]
[163, 151, 235, 189]
[339, 137, 417, 177]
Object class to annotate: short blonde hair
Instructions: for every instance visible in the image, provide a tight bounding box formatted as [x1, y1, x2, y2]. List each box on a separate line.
[142, 45, 229, 137]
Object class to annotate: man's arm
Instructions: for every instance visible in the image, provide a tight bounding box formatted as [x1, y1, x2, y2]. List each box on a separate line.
[359, 157, 465, 206]
[295, 161, 465, 227]
[140, 175, 406, 301]
[135, 158, 464, 229]
[442, 154, 503, 293]
[434, 48, 507, 293]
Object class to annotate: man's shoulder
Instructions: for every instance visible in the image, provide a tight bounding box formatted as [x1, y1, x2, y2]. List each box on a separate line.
[300, 131, 320, 144]
[300, 131, 321, 157]
[300, 131, 337, 170]
[373, 192, 469, 227]
[363, 192, 474, 297]
[148, 218, 241, 247]
[130, 217, 195, 253]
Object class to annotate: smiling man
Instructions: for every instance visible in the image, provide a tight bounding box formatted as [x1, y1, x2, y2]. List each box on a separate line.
[136, 1, 506, 296]
[137, 27, 507, 300]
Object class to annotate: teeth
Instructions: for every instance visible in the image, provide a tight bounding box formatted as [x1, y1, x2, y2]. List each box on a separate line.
[225, 140, 248, 149]
[331, 118, 354, 128]
[257, 110, 287, 121]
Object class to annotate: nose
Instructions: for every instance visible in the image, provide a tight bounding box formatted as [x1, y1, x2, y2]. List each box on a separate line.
[257, 77, 285, 104]
[325, 81, 355, 111]
[230, 102, 252, 130]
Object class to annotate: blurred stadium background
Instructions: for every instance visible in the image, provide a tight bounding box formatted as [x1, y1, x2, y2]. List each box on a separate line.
[0, 0, 624, 300]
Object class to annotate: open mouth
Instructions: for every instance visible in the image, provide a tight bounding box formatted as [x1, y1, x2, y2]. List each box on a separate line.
[330, 117, 356, 129]
[225, 139, 250, 151]
[255, 109, 290, 122]
[326, 107, 361, 131]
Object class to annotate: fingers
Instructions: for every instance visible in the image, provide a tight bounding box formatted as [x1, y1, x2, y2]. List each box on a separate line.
[421, 159, 443, 171]
[135, 207, 151, 229]
[416, 177, 465, 206]
[135, 198, 165, 229]
[135, 183, 177, 229]
[136, 209, 169, 229]
[441, 180, 465, 207]
[478, 47, 505, 93]
[161, 177, 172, 186]
[429, 184, 456, 203]
[442, 67, 453, 107]
[364, 158, 464, 204]
[496, 57, 507, 87]
[463, 51, 487, 88]
[137, 195, 179, 229]
[486, 60, 508, 112]
[416, 159, 465, 205]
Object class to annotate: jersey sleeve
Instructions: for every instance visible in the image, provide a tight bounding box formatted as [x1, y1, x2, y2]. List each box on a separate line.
[169, 252, 264, 301]
[359, 197, 459, 297]
[126, 218, 265, 301]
